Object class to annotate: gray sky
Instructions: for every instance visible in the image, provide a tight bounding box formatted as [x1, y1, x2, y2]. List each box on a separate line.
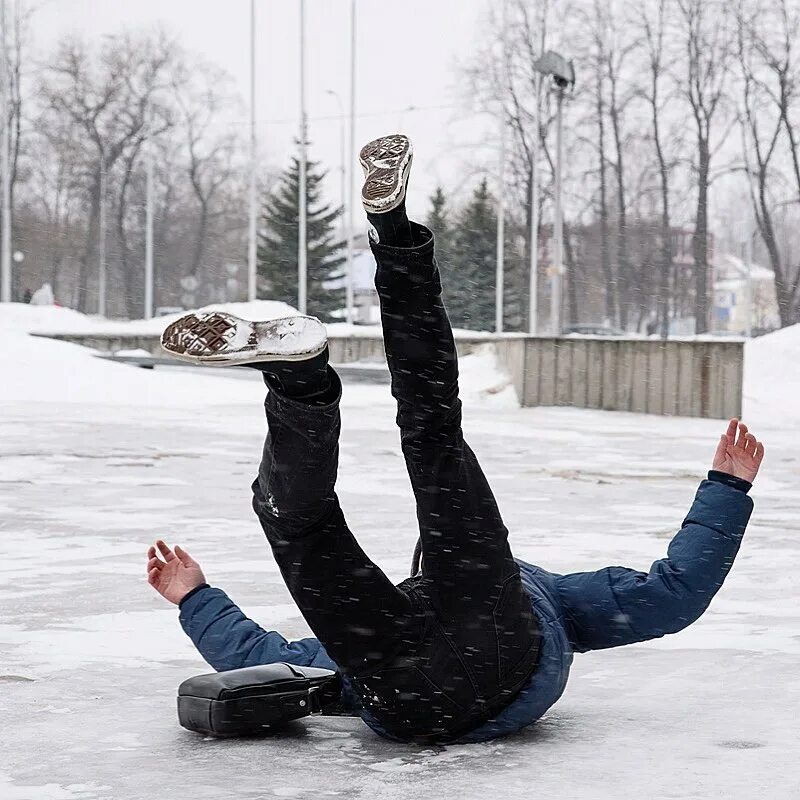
[34, 0, 493, 218]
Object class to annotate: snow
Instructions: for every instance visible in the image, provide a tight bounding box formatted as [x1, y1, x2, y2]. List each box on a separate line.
[744, 322, 800, 425]
[0, 299, 299, 336]
[1, 309, 799, 799]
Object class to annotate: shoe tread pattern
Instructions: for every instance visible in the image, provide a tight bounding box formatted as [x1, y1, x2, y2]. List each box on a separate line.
[360, 134, 412, 209]
[161, 313, 236, 356]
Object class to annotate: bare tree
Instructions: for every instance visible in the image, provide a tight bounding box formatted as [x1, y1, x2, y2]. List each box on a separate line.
[172, 61, 239, 279]
[601, 9, 638, 329]
[39, 30, 178, 312]
[737, 0, 800, 326]
[676, 0, 735, 333]
[0, 0, 35, 296]
[579, 1, 618, 325]
[25, 121, 85, 299]
[635, 0, 682, 336]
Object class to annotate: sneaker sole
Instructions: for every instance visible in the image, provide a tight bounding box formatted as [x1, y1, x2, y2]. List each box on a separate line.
[160, 311, 327, 366]
[359, 134, 413, 214]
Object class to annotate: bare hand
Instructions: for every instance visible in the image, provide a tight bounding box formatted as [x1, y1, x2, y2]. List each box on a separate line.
[712, 419, 765, 484]
[146, 540, 206, 606]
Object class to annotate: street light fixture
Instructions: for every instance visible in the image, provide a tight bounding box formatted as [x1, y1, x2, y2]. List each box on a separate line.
[533, 50, 575, 336]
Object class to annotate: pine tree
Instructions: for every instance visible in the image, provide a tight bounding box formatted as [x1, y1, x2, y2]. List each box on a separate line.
[257, 154, 345, 321]
[426, 186, 454, 276]
[445, 179, 497, 331]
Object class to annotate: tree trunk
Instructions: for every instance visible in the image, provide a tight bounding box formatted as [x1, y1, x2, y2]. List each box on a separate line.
[596, 69, 615, 326]
[755, 170, 789, 326]
[77, 176, 101, 313]
[190, 197, 209, 278]
[652, 95, 672, 338]
[563, 220, 578, 325]
[609, 91, 629, 330]
[693, 137, 710, 333]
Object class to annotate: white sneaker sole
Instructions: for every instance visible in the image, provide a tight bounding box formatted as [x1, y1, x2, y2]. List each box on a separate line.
[160, 312, 327, 366]
[359, 134, 413, 214]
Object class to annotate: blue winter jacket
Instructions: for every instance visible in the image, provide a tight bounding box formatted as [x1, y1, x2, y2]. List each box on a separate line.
[179, 477, 753, 742]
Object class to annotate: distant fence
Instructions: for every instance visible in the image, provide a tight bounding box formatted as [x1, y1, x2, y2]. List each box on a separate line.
[34, 331, 743, 419]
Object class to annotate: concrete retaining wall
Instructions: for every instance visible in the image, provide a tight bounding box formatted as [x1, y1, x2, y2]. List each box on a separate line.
[495, 337, 743, 419]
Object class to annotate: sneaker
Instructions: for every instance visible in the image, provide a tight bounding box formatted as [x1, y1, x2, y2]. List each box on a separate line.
[161, 311, 327, 366]
[359, 134, 413, 214]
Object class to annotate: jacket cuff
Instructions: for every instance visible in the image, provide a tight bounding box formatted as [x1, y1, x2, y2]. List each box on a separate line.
[707, 470, 752, 495]
[178, 583, 211, 610]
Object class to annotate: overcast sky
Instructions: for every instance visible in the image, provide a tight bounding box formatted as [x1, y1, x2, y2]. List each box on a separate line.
[33, 0, 494, 218]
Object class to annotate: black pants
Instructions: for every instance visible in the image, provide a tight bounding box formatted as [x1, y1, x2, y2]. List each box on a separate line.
[252, 223, 541, 741]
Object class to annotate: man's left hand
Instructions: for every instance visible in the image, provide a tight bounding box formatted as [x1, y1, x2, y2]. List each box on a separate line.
[712, 419, 765, 484]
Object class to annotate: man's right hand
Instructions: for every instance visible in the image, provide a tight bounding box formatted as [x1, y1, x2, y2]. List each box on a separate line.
[146, 540, 206, 606]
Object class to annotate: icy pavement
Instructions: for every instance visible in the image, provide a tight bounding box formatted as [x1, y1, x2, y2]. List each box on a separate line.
[1, 327, 799, 799]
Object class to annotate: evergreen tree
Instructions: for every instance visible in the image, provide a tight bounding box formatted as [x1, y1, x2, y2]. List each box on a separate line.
[426, 185, 454, 277]
[445, 179, 497, 331]
[257, 154, 345, 320]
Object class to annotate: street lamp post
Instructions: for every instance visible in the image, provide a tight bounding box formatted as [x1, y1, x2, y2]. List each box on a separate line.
[495, 0, 509, 334]
[552, 85, 565, 336]
[248, 0, 258, 303]
[533, 50, 575, 336]
[528, 72, 541, 335]
[298, 0, 308, 315]
[0, 0, 11, 303]
[144, 118, 155, 320]
[345, 0, 356, 326]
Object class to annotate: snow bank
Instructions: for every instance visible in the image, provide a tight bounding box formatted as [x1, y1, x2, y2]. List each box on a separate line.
[458, 343, 518, 407]
[743, 323, 800, 425]
[0, 301, 496, 342]
[0, 302, 103, 334]
[0, 300, 299, 336]
[0, 303, 514, 409]
[0, 304, 259, 408]
[0, 330, 259, 407]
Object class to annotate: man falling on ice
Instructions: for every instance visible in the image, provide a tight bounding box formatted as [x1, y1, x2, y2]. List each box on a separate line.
[150, 134, 764, 744]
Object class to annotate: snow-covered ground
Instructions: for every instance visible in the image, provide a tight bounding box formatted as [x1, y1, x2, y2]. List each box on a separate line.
[1, 304, 798, 799]
[3, 299, 508, 341]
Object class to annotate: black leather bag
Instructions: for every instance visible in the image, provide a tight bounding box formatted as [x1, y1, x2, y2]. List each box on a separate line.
[177, 663, 341, 737]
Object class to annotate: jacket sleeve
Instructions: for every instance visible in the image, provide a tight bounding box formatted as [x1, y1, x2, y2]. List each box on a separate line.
[556, 479, 753, 653]
[178, 585, 334, 672]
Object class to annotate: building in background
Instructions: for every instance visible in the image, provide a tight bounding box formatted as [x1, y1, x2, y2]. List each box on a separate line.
[325, 232, 380, 325]
[713, 254, 780, 336]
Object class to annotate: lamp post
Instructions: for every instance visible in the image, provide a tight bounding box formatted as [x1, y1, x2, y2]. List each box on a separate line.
[495, 0, 509, 334]
[533, 50, 575, 336]
[345, 0, 356, 326]
[247, 0, 258, 302]
[298, 0, 308, 315]
[144, 115, 155, 320]
[552, 85, 565, 336]
[0, 0, 11, 303]
[528, 72, 541, 335]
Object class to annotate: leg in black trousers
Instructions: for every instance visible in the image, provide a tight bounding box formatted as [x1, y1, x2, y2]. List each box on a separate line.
[251, 369, 420, 676]
[369, 221, 541, 708]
